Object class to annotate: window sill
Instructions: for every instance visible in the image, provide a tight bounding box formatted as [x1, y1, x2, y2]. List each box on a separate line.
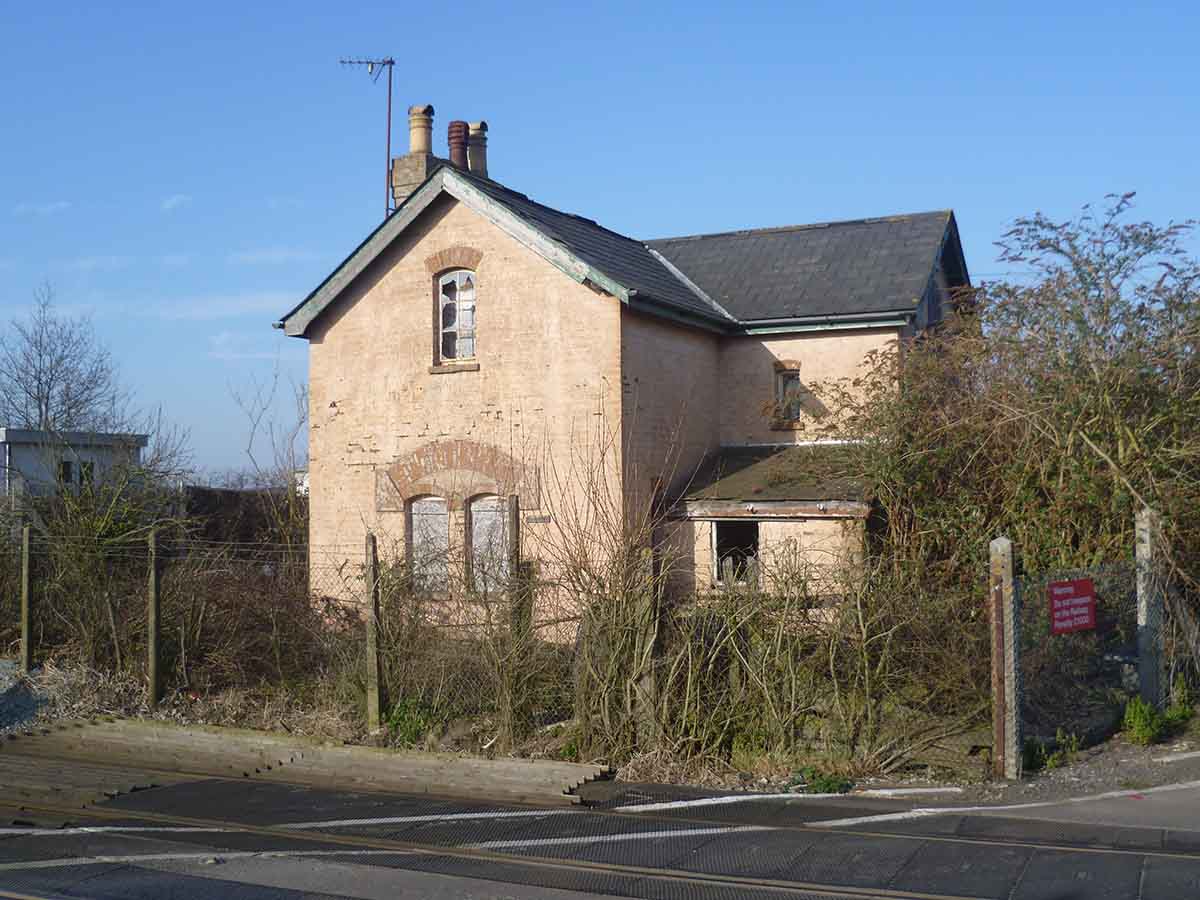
[428, 362, 480, 375]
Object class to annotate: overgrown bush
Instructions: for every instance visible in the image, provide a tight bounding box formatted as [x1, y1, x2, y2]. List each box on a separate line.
[789, 195, 1200, 739]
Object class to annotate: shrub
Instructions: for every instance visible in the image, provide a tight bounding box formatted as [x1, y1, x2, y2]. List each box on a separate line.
[1124, 697, 1165, 746]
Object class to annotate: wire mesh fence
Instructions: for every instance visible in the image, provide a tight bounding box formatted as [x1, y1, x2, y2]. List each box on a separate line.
[1017, 561, 1140, 744]
[3, 533, 583, 752]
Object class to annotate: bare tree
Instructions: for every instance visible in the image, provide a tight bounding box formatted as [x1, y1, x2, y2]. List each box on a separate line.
[0, 284, 129, 431]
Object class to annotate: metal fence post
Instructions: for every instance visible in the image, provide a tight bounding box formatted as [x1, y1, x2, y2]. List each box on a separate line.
[989, 536, 1022, 779]
[1136, 506, 1164, 708]
[365, 532, 383, 734]
[19, 524, 32, 674]
[148, 529, 161, 706]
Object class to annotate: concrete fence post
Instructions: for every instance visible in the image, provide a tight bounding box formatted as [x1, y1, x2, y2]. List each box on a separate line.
[19, 524, 32, 674]
[365, 532, 383, 734]
[147, 529, 161, 706]
[1135, 506, 1164, 708]
[989, 536, 1022, 779]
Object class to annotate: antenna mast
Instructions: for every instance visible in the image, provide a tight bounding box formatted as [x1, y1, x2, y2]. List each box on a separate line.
[339, 56, 396, 219]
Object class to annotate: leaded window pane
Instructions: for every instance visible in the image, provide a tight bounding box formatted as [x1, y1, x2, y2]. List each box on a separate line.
[438, 270, 477, 362]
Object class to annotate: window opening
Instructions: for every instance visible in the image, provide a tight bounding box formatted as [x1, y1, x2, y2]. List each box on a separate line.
[715, 521, 759, 586]
[469, 495, 508, 594]
[777, 370, 804, 421]
[439, 270, 476, 361]
[59, 460, 74, 485]
[410, 496, 450, 591]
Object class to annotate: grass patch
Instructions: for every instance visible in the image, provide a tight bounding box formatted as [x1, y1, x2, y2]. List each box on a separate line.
[788, 765, 854, 794]
[1023, 728, 1082, 773]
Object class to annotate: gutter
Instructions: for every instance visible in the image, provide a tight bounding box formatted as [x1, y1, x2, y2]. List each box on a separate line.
[737, 309, 915, 335]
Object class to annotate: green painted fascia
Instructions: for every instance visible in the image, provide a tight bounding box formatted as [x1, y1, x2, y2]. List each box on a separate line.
[739, 316, 911, 335]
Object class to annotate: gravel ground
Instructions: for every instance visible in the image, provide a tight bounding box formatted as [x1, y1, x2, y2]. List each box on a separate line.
[0, 658, 44, 734]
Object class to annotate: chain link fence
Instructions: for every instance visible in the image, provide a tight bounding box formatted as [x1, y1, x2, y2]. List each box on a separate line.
[1017, 561, 1140, 745]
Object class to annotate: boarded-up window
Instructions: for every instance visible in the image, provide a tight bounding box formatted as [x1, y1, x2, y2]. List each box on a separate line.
[469, 494, 508, 594]
[438, 270, 476, 361]
[410, 496, 449, 591]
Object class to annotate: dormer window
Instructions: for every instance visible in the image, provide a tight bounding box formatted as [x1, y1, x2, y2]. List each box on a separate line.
[438, 270, 476, 362]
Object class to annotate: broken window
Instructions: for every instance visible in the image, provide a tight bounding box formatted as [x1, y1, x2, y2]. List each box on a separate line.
[438, 270, 476, 361]
[469, 494, 509, 595]
[714, 521, 759, 586]
[777, 370, 805, 421]
[409, 496, 450, 591]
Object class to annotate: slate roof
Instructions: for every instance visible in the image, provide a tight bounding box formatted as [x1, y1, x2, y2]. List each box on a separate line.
[648, 211, 956, 322]
[454, 169, 732, 325]
[280, 163, 967, 337]
[682, 445, 867, 503]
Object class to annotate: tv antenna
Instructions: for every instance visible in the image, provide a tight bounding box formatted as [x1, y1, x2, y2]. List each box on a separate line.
[339, 56, 395, 219]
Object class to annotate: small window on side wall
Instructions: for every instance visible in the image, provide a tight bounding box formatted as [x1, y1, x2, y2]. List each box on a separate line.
[777, 370, 805, 422]
[714, 521, 759, 587]
[438, 270, 476, 362]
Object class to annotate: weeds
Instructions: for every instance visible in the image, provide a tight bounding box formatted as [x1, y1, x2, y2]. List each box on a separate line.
[788, 765, 854, 794]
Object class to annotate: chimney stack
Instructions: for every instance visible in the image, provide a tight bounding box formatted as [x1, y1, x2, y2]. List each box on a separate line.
[391, 104, 438, 209]
[408, 104, 434, 154]
[447, 120, 469, 168]
[467, 121, 488, 178]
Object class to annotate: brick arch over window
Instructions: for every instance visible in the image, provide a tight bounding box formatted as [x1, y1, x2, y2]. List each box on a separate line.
[375, 439, 540, 511]
[423, 245, 484, 275]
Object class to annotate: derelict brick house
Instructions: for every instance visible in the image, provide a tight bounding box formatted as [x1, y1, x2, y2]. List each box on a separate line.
[276, 105, 969, 594]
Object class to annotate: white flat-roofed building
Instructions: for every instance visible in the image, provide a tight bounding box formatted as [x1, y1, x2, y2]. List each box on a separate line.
[0, 428, 149, 498]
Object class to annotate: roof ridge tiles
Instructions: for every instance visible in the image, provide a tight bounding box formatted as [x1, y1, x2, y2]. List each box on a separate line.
[646, 209, 952, 245]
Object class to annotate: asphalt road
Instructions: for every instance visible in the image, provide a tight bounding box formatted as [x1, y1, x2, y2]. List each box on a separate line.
[1, 759, 1199, 899]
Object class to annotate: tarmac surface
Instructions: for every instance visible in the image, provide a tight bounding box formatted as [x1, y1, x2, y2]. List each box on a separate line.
[0, 756, 1199, 899]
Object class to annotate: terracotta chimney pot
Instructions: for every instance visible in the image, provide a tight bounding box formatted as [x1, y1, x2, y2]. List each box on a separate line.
[447, 120, 469, 169]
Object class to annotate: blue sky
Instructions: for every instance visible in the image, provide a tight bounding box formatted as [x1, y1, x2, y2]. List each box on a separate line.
[2, 1, 1197, 474]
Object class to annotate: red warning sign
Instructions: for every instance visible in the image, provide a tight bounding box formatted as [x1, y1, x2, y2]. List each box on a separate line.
[1048, 578, 1097, 635]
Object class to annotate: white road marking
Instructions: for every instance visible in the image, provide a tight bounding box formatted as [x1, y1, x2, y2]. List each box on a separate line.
[0, 850, 411, 872]
[808, 778, 1200, 828]
[0, 826, 230, 837]
[465, 824, 772, 850]
[1152, 750, 1200, 763]
[857, 787, 964, 798]
[611, 786, 962, 813]
[277, 809, 579, 830]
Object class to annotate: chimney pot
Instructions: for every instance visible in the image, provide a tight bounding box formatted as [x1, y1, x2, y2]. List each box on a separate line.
[408, 104, 434, 155]
[467, 121, 489, 178]
[447, 120, 469, 169]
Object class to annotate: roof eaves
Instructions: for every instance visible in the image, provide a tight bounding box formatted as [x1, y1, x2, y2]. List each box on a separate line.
[626, 292, 730, 334]
[735, 309, 917, 335]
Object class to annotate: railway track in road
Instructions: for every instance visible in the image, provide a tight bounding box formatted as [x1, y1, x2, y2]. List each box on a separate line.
[3, 792, 1200, 900]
